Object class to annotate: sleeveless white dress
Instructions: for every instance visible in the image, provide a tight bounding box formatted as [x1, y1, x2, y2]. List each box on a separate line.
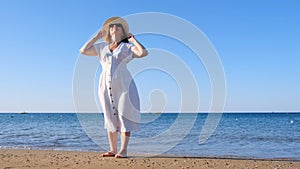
[94, 41, 140, 132]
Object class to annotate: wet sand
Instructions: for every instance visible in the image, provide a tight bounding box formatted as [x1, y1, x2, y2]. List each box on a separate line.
[0, 149, 299, 169]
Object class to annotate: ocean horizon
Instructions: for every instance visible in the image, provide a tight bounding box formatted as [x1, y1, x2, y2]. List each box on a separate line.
[2, 111, 300, 113]
[0, 112, 299, 160]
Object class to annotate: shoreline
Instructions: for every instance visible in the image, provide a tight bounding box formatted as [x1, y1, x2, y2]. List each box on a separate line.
[1, 149, 299, 169]
[1, 148, 299, 161]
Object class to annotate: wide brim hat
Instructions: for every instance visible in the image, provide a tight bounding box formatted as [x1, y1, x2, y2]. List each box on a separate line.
[102, 16, 129, 42]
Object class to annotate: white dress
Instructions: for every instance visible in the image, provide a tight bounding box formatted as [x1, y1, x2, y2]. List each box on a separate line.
[94, 41, 140, 132]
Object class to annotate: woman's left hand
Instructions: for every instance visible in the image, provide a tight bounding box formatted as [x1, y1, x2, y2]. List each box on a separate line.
[128, 33, 148, 58]
[128, 33, 135, 42]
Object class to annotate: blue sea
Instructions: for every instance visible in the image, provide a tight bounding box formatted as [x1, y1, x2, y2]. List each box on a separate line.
[0, 113, 299, 159]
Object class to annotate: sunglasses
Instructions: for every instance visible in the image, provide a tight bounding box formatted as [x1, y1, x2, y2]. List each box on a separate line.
[109, 23, 123, 28]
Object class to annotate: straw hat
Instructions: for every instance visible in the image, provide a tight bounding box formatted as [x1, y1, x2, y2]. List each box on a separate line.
[102, 16, 129, 42]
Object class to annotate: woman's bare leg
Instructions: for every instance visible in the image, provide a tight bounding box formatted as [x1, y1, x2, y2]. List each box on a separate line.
[115, 132, 130, 158]
[108, 131, 118, 153]
[101, 131, 118, 157]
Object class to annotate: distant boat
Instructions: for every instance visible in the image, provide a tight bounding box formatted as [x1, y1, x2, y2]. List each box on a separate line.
[19, 111, 28, 114]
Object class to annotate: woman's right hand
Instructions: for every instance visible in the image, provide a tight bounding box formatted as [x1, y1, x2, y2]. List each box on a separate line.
[96, 29, 106, 39]
[80, 29, 105, 56]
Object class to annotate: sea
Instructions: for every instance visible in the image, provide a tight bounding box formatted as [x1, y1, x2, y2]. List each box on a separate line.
[0, 113, 299, 160]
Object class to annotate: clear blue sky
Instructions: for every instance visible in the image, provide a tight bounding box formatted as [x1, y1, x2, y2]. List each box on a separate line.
[1, 0, 299, 112]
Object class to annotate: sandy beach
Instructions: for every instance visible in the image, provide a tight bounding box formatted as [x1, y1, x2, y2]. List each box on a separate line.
[0, 149, 299, 169]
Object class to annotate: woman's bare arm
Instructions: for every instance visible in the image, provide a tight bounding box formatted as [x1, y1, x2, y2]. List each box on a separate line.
[79, 30, 105, 56]
[128, 34, 148, 58]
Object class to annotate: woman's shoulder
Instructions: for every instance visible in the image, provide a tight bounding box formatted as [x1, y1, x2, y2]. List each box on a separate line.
[120, 42, 134, 49]
[95, 41, 109, 46]
[94, 41, 109, 50]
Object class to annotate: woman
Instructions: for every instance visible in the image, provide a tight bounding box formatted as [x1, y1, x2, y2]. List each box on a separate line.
[80, 16, 148, 158]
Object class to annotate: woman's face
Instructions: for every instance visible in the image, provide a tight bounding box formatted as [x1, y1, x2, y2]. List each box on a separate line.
[109, 23, 124, 37]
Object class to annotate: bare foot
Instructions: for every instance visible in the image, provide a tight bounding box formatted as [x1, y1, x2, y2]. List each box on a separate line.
[100, 151, 116, 157]
[115, 154, 127, 158]
[115, 150, 127, 158]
